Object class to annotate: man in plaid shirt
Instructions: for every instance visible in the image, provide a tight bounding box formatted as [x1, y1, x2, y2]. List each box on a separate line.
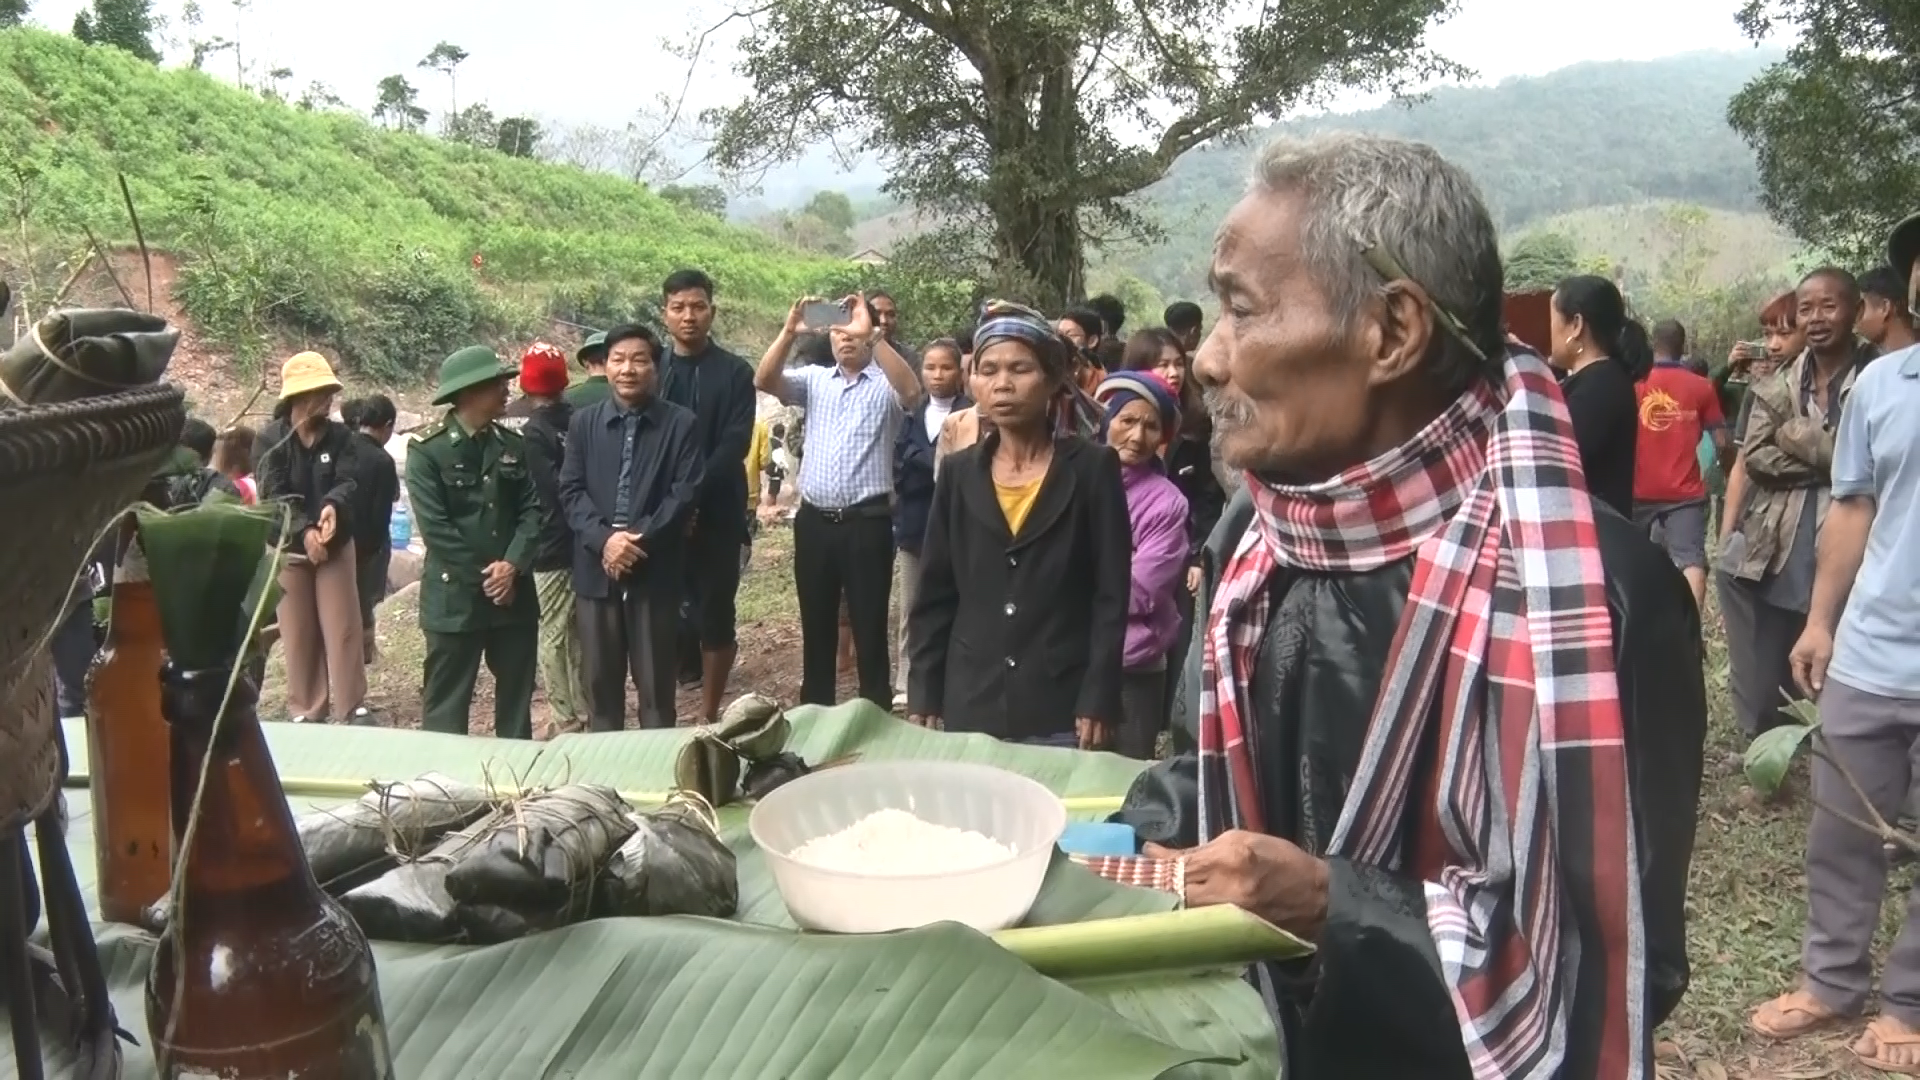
[1110, 132, 1707, 1080]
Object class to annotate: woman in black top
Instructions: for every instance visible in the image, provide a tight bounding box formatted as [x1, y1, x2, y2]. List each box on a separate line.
[1548, 276, 1642, 517]
[908, 301, 1132, 748]
[259, 352, 367, 724]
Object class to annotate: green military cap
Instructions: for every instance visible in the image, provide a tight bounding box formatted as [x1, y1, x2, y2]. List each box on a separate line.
[1888, 212, 1920, 279]
[432, 345, 519, 406]
[575, 332, 608, 367]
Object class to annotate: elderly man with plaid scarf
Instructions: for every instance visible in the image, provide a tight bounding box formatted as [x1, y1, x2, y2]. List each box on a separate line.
[1111, 132, 1708, 1079]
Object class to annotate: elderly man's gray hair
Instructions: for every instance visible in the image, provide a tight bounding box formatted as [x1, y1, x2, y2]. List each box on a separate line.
[1251, 132, 1506, 390]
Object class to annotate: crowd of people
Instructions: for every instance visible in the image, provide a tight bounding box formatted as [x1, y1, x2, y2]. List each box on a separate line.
[42, 124, 1920, 1077]
[1513, 211, 1920, 1071]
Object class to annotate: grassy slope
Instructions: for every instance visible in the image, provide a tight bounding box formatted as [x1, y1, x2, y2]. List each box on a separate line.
[1518, 201, 1802, 284]
[0, 29, 837, 355]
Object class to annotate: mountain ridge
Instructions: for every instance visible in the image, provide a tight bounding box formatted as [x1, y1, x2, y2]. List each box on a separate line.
[1107, 48, 1783, 298]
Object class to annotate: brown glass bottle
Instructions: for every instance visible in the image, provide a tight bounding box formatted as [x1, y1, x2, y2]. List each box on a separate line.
[146, 664, 395, 1080]
[86, 526, 173, 923]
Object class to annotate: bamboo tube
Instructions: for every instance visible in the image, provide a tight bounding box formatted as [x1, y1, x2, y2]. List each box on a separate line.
[994, 905, 1312, 978]
[63, 769, 1128, 815]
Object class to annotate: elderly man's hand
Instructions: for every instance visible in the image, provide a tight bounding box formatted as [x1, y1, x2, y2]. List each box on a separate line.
[1145, 830, 1331, 940]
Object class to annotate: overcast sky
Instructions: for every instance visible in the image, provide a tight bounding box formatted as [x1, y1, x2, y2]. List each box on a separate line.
[26, 0, 1774, 194]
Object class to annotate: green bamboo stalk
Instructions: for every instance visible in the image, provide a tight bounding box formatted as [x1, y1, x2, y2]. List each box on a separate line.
[994, 905, 1312, 980]
[62, 769, 1127, 816]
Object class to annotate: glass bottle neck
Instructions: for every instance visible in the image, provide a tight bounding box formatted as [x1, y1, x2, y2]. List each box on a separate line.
[161, 665, 317, 896]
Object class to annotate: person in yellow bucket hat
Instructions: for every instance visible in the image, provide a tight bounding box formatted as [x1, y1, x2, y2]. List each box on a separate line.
[406, 346, 545, 739]
[258, 350, 372, 724]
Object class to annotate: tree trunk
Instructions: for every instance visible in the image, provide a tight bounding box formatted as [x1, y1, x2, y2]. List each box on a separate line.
[982, 42, 1084, 310]
[988, 199, 1083, 311]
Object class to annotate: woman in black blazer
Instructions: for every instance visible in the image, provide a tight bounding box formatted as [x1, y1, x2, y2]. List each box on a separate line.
[907, 301, 1132, 748]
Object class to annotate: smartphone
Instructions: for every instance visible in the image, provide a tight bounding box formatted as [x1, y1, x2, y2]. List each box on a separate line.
[802, 299, 850, 330]
[1739, 341, 1769, 361]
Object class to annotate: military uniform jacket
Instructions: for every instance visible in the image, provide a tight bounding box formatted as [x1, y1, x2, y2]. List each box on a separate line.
[405, 410, 544, 633]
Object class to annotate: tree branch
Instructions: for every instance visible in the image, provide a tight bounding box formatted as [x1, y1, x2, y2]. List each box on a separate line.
[1807, 737, 1920, 855]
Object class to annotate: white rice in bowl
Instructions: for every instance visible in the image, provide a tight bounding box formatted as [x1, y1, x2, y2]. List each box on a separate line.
[789, 808, 1016, 875]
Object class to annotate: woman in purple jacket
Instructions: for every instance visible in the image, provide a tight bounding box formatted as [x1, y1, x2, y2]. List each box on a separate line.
[1093, 371, 1190, 758]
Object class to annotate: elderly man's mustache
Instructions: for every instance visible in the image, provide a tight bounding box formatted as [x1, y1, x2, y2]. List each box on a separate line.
[1203, 386, 1256, 428]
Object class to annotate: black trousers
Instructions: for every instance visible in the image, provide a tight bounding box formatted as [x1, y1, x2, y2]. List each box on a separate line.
[794, 499, 894, 708]
[578, 584, 679, 731]
[1118, 668, 1168, 760]
[50, 600, 97, 719]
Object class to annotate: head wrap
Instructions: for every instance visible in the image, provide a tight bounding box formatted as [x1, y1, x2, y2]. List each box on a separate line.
[1093, 370, 1179, 449]
[973, 300, 1070, 382]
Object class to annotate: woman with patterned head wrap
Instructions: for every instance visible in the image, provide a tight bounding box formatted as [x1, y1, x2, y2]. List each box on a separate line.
[1093, 370, 1189, 758]
[907, 300, 1132, 748]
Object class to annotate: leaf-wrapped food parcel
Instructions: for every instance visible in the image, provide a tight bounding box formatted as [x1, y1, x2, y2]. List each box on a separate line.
[0, 307, 179, 405]
[298, 774, 494, 893]
[342, 807, 507, 944]
[443, 785, 634, 943]
[597, 795, 738, 919]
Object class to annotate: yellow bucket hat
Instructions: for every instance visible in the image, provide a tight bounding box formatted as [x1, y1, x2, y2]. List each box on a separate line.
[278, 351, 342, 401]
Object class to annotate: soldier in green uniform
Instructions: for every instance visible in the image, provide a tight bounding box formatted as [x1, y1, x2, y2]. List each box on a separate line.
[565, 332, 611, 408]
[406, 346, 545, 739]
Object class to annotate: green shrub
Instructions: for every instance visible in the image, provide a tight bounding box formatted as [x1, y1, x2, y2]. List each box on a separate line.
[0, 27, 844, 379]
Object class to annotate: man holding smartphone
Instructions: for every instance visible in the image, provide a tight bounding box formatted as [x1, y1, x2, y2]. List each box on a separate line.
[753, 294, 922, 709]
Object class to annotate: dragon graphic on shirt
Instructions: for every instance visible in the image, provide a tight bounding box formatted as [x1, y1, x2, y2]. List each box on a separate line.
[1639, 387, 1685, 432]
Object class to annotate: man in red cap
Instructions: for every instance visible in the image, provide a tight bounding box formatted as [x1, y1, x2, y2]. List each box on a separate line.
[515, 342, 589, 734]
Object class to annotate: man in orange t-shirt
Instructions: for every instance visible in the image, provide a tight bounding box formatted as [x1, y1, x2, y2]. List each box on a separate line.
[1634, 319, 1730, 611]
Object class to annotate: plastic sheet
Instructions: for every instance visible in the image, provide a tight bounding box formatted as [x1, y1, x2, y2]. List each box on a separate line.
[443, 786, 634, 943]
[297, 773, 493, 894]
[340, 807, 506, 944]
[596, 794, 738, 920]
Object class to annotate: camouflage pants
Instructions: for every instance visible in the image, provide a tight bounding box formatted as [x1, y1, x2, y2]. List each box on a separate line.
[535, 569, 588, 729]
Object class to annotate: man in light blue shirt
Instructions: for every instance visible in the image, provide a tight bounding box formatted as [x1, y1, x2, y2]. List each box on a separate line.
[1774, 211, 1920, 1065]
[753, 295, 922, 708]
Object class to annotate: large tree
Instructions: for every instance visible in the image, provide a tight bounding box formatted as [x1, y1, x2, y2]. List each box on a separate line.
[419, 41, 469, 120]
[706, 0, 1456, 306]
[495, 116, 543, 158]
[72, 0, 160, 63]
[373, 74, 428, 132]
[0, 0, 30, 29]
[1727, 0, 1920, 265]
[1504, 232, 1581, 292]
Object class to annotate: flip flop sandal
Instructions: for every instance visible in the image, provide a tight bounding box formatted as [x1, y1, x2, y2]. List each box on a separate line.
[1750, 989, 1847, 1040]
[1854, 1016, 1920, 1074]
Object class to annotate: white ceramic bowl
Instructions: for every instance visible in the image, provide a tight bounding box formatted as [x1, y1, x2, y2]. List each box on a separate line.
[749, 760, 1068, 934]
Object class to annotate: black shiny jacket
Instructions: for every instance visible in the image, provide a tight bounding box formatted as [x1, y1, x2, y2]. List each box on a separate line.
[1121, 488, 1706, 1078]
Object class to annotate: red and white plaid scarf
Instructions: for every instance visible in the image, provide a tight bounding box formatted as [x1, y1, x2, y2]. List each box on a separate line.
[1200, 353, 1646, 1080]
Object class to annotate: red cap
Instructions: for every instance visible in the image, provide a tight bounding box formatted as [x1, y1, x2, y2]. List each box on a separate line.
[519, 342, 569, 396]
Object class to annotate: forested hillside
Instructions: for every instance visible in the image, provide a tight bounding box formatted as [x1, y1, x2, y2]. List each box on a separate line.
[1107, 50, 1782, 299]
[0, 29, 840, 381]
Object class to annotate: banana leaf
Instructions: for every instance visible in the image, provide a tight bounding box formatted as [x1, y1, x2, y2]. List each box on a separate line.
[529, 700, 1151, 797]
[9, 920, 1280, 1080]
[133, 501, 281, 670]
[62, 716, 551, 786]
[56, 785, 1169, 931]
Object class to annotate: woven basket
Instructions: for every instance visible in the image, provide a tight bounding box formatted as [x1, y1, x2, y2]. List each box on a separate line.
[0, 382, 185, 830]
